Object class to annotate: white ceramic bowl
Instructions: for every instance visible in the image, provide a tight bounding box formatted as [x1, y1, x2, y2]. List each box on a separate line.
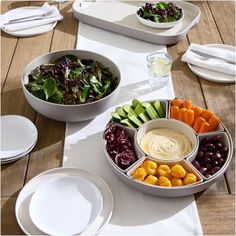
[136, 7, 184, 29]
[136, 118, 198, 161]
[22, 50, 121, 122]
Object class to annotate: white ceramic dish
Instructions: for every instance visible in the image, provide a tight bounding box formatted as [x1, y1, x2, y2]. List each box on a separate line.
[73, 0, 201, 45]
[22, 50, 121, 122]
[136, 118, 198, 161]
[136, 9, 184, 29]
[0, 115, 38, 159]
[29, 176, 103, 236]
[187, 44, 235, 83]
[1, 6, 57, 37]
[1, 139, 37, 164]
[102, 100, 233, 197]
[15, 168, 113, 235]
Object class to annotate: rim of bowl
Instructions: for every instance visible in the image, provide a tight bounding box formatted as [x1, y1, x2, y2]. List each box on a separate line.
[135, 118, 199, 161]
[21, 49, 121, 107]
[136, 3, 184, 26]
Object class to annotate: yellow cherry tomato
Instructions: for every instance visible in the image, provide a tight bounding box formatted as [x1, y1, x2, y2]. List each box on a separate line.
[156, 164, 171, 178]
[158, 176, 172, 187]
[131, 167, 147, 181]
[171, 164, 186, 178]
[144, 175, 158, 185]
[183, 173, 197, 185]
[141, 160, 157, 175]
[171, 178, 183, 187]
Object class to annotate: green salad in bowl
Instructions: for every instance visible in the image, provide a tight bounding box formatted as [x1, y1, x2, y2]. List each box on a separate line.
[26, 55, 118, 105]
[136, 2, 184, 28]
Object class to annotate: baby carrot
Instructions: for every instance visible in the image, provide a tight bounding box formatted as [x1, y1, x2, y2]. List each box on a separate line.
[170, 106, 179, 120]
[199, 121, 210, 133]
[201, 110, 214, 121]
[192, 106, 203, 121]
[184, 109, 195, 126]
[208, 115, 220, 131]
[179, 108, 187, 122]
[193, 117, 206, 133]
[171, 98, 183, 107]
[183, 99, 192, 110]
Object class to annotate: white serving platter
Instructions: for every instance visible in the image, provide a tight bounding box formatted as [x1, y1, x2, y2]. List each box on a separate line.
[15, 168, 113, 235]
[73, 0, 201, 45]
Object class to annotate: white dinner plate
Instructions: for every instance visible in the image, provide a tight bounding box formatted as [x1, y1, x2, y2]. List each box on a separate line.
[1, 139, 37, 164]
[15, 168, 113, 235]
[1, 6, 57, 37]
[1, 115, 38, 159]
[188, 44, 235, 83]
[29, 176, 103, 236]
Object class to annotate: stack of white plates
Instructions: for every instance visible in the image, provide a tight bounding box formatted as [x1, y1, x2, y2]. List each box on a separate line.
[1, 115, 38, 164]
[16, 168, 113, 235]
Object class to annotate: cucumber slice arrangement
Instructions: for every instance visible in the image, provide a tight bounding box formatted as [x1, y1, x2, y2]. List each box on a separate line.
[111, 99, 165, 128]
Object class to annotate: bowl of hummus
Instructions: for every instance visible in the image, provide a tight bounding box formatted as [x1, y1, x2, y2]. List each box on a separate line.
[136, 119, 198, 161]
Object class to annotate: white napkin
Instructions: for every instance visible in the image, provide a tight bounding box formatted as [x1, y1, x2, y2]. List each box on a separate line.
[63, 23, 203, 235]
[182, 43, 235, 75]
[0, 3, 63, 32]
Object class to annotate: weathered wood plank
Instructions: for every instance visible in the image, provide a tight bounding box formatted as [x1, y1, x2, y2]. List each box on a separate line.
[1, 1, 54, 197]
[196, 194, 235, 235]
[1, 197, 24, 235]
[208, 1, 235, 46]
[0, 1, 28, 89]
[187, 1, 235, 194]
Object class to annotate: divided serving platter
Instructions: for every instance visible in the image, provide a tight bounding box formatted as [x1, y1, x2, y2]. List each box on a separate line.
[102, 100, 233, 197]
[73, 0, 201, 45]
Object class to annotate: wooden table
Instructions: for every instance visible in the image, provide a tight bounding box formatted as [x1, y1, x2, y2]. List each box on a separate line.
[1, 1, 235, 235]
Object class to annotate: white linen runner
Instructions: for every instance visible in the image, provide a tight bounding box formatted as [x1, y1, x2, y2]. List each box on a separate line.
[63, 23, 203, 236]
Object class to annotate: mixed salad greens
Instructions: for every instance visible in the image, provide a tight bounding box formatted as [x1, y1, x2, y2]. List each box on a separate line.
[137, 2, 183, 23]
[25, 55, 118, 105]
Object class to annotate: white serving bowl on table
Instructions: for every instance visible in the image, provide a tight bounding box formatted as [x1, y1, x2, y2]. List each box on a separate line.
[22, 50, 121, 122]
[136, 7, 184, 29]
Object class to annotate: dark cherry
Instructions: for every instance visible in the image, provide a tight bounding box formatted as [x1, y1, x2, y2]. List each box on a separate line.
[211, 135, 221, 143]
[205, 163, 212, 170]
[201, 136, 211, 144]
[205, 172, 212, 178]
[212, 160, 219, 167]
[205, 143, 215, 152]
[219, 158, 225, 166]
[222, 146, 228, 153]
[204, 157, 211, 164]
[199, 167, 208, 175]
[215, 142, 223, 150]
[211, 166, 221, 175]
[192, 160, 200, 170]
[205, 152, 214, 159]
[213, 152, 222, 161]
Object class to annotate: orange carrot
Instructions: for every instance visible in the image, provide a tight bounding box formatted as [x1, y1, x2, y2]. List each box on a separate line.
[208, 115, 220, 131]
[193, 117, 205, 133]
[183, 99, 192, 110]
[192, 106, 203, 121]
[179, 108, 187, 122]
[171, 98, 183, 107]
[199, 121, 210, 133]
[184, 109, 195, 126]
[170, 106, 180, 120]
[201, 110, 213, 121]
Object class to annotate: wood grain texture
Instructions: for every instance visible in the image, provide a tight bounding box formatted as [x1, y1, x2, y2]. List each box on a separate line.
[208, 1, 235, 46]
[188, 1, 235, 194]
[1, 197, 24, 235]
[196, 194, 235, 235]
[1, 1, 53, 197]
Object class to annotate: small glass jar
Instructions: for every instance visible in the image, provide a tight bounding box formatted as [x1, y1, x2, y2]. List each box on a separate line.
[147, 52, 173, 89]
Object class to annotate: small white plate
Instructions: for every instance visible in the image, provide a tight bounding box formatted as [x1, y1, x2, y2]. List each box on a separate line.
[29, 176, 103, 236]
[1, 6, 57, 37]
[1, 139, 37, 164]
[15, 168, 113, 235]
[188, 44, 235, 83]
[1, 115, 38, 159]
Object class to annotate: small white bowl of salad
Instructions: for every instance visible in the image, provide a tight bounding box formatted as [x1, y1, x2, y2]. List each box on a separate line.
[136, 1, 184, 29]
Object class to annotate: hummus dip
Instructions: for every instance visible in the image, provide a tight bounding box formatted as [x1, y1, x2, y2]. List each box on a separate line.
[140, 128, 192, 160]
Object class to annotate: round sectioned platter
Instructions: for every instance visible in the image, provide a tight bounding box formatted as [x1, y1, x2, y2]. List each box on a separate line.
[102, 99, 233, 197]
